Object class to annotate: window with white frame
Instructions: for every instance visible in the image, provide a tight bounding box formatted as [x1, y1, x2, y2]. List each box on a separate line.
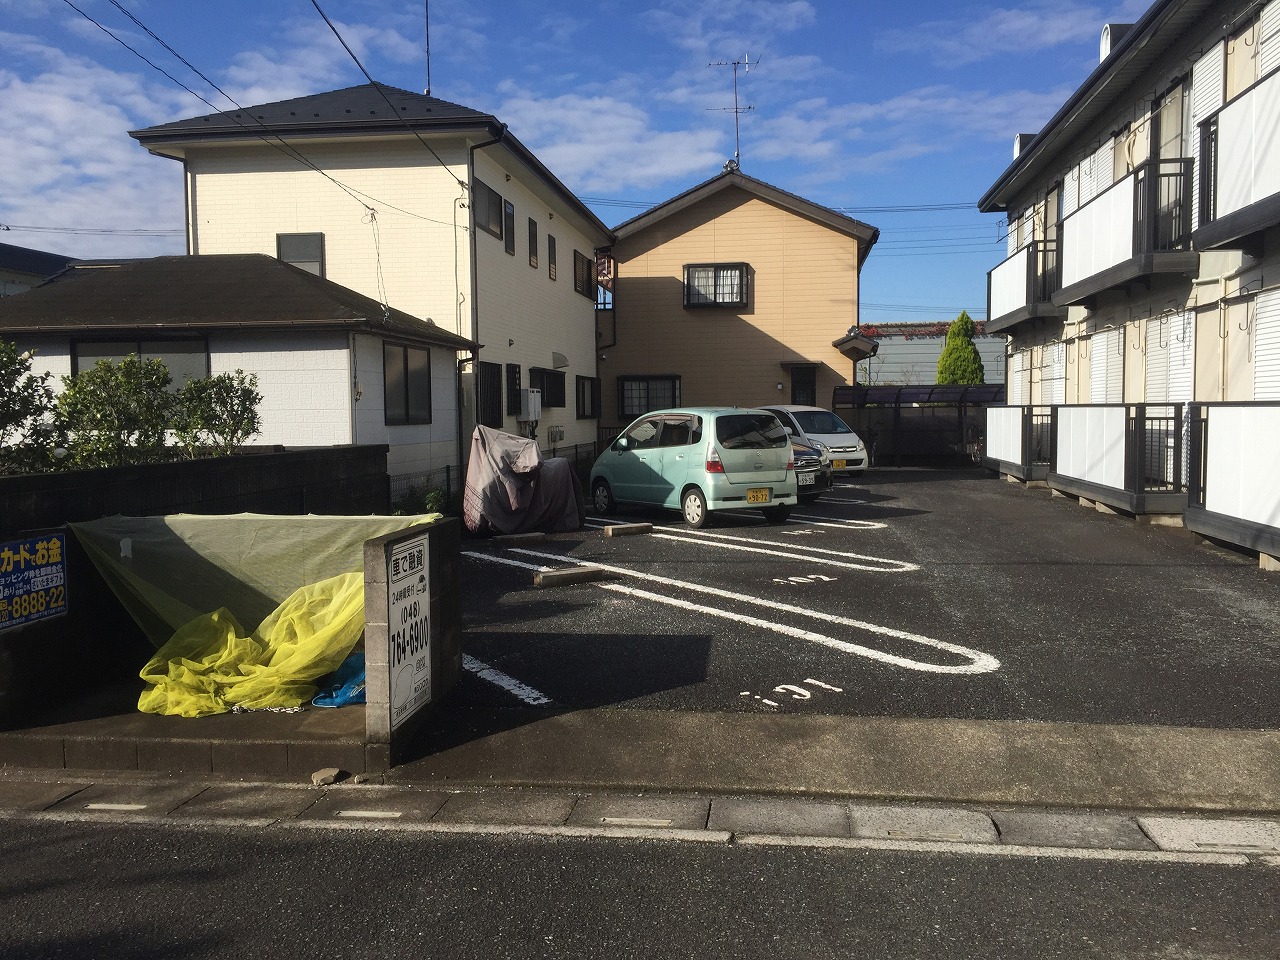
[683, 263, 748, 307]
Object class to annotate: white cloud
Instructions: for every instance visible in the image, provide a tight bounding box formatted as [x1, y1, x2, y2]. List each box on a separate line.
[495, 91, 726, 194]
[0, 32, 189, 258]
[874, 1, 1151, 66]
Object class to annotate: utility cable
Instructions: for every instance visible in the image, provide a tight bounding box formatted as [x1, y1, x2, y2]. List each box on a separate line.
[308, 0, 467, 188]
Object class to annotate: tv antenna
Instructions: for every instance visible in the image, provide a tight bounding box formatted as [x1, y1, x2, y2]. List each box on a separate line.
[708, 52, 757, 168]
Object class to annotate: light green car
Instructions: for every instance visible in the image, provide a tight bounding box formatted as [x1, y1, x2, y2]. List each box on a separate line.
[590, 407, 798, 527]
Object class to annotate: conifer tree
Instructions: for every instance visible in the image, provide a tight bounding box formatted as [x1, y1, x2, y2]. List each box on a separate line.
[936, 310, 985, 385]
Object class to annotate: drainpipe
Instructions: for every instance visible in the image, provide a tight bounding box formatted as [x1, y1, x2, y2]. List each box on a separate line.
[462, 125, 507, 471]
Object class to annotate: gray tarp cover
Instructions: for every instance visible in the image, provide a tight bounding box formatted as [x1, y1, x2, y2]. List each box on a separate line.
[462, 425, 585, 535]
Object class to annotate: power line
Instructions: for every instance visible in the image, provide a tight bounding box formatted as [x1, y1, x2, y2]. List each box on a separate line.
[0, 223, 182, 236]
[60, 0, 462, 231]
[308, 0, 466, 188]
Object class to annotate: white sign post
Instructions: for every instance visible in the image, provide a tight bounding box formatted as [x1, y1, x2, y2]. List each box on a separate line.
[387, 534, 432, 731]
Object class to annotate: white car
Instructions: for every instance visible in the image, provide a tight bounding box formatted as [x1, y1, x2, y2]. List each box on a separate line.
[761, 405, 868, 475]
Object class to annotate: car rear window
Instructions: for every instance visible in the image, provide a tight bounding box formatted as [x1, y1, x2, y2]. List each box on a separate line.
[792, 410, 853, 434]
[715, 413, 788, 449]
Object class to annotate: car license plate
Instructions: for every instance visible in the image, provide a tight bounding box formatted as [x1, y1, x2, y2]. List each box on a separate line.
[747, 487, 770, 503]
[832, 459, 846, 470]
[798, 473, 814, 486]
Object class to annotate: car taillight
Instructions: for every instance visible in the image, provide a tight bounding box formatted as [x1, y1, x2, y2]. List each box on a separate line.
[706, 448, 725, 473]
[786, 458, 795, 471]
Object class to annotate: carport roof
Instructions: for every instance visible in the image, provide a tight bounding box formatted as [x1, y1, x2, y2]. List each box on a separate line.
[0, 254, 477, 350]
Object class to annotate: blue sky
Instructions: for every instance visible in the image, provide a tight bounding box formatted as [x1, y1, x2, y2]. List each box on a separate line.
[0, 0, 1150, 324]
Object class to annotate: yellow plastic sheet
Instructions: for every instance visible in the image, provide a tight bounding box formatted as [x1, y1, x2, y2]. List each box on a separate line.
[138, 571, 366, 718]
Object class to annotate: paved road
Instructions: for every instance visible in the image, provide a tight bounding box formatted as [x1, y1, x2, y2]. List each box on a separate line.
[449, 470, 1280, 729]
[2, 816, 1277, 960]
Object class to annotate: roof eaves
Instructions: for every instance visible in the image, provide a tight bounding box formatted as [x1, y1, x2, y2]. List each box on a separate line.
[978, 0, 1205, 212]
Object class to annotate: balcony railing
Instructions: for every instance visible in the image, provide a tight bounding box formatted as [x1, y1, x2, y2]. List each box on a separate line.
[1046, 403, 1187, 514]
[987, 240, 1061, 327]
[1185, 402, 1280, 559]
[1059, 158, 1192, 294]
[1196, 68, 1280, 245]
[983, 405, 1051, 480]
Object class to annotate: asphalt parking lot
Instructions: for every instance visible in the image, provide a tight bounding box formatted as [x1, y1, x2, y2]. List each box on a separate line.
[448, 468, 1280, 731]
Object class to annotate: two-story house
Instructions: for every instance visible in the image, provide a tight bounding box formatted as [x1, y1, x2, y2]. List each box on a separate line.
[598, 168, 879, 432]
[980, 0, 1280, 564]
[0, 242, 75, 299]
[129, 83, 613, 477]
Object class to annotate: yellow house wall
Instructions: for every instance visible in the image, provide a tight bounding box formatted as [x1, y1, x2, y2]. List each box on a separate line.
[603, 188, 861, 428]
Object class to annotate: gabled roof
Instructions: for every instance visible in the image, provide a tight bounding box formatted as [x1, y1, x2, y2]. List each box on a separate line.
[0, 254, 477, 350]
[612, 169, 880, 267]
[130, 82, 611, 242]
[979, 0, 1220, 212]
[0, 241, 76, 279]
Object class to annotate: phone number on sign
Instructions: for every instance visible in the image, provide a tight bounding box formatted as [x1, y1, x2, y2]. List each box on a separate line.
[0, 585, 67, 623]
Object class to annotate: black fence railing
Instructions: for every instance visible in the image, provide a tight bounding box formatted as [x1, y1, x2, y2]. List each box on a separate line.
[1134, 158, 1193, 254]
[1127, 404, 1185, 494]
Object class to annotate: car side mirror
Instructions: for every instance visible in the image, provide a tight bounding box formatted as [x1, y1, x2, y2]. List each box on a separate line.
[614, 436, 629, 451]
[783, 425, 794, 436]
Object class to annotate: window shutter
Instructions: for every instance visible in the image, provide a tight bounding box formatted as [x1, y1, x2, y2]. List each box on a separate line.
[1255, 289, 1280, 400]
[1190, 41, 1226, 229]
[1263, 2, 1280, 75]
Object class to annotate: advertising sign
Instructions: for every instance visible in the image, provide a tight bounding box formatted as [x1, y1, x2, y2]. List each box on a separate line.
[387, 533, 432, 731]
[0, 533, 68, 631]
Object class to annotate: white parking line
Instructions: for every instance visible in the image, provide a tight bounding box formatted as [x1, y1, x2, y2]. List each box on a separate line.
[787, 515, 887, 529]
[649, 527, 918, 573]
[464, 550, 999, 674]
[463, 653, 554, 706]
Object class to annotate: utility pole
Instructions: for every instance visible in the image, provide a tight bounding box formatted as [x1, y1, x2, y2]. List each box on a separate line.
[708, 53, 758, 169]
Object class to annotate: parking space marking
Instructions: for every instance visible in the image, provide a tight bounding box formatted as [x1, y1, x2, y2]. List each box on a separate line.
[787, 516, 887, 529]
[463, 653, 555, 706]
[465, 549, 999, 674]
[650, 527, 918, 573]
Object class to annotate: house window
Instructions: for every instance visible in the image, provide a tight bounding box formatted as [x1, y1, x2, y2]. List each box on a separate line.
[573, 250, 595, 300]
[473, 178, 504, 239]
[548, 235, 557, 280]
[503, 200, 516, 256]
[576, 376, 600, 419]
[477, 360, 503, 428]
[618, 375, 679, 418]
[684, 263, 747, 307]
[384, 342, 431, 425]
[528, 218, 538, 268]
[505, 363, 522, 415]
[73, 339, 209, 389]
[277, 233, 324, 276]
[529, 367, 566, 408]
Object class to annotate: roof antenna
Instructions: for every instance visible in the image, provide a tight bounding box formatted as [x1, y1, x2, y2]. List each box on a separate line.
[708, 52, 757, 169]
[424, 0, 432, 95]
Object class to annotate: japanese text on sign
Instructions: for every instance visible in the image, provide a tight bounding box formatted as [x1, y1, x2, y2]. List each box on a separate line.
[388, 535, 432, 730]
[0, 533, 69, 631]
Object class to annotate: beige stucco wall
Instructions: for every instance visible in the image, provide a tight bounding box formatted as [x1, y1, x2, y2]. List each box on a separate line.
[602, 186, 862, 429]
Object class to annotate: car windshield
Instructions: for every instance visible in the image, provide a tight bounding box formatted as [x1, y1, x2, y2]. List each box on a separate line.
[792, 410, 853, 435]
[716, 413, 788, 449]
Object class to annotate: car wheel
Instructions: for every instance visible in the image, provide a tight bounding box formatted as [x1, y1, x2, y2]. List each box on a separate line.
[681, 487, 709, 528]
[762, 503, 791, 524]
[591, 478, 616, 515]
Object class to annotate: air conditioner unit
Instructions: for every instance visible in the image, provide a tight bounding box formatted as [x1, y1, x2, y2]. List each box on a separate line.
[518, 388, 542, 421]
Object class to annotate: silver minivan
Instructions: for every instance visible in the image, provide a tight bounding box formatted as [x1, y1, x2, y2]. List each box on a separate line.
[590, 407, 798, 527]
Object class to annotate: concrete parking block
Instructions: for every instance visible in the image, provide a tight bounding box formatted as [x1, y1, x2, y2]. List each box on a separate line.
[302, 786, 449, 822]
[708, 796, 849, 837]
[48, 780, 206, 816]
[433, 791, 575, 826]
[533, 566, 607, 588]
[1138, 816, 1280, 854]
[0, 780, 87, 813]
[851, 805, 999, 843]
[170, 784, 320, 821]
[603, 523, 652, 538]
[568, 794, 710, 830]
[991, 811, 1156, 850]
